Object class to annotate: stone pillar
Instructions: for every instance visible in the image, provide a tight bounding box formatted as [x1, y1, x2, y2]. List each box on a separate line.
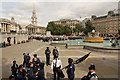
[34, 28, 36, 33]
[4, 23, 6, 32]
[1, 23, 3, 32]
[29, 28, 30, 33]
[32, 28, 33, 33]
[2, 23, 4, 32]
[4, 23, 5, 32]
[29, 28, 31, 33]
[8, 24, 10, 32]
[6, 24, 7, 32]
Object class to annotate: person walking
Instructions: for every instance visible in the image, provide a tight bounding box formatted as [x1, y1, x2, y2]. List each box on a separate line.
[51, 54, 62, 80]
[45, 47, 51, 66]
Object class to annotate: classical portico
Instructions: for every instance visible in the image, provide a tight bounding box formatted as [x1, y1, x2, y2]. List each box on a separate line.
[26, 5, 46, 35]
[1, 23, 10, 32]
[28, 27, 37, 34]
[0, 17, 21, 33]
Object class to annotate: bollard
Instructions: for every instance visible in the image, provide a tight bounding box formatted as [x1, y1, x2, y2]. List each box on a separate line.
[65, 44, 68, 48]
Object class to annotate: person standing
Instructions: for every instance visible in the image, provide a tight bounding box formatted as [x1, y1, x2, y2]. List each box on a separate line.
[81, 64, 98, 80]
[27, 62, 38, 80]
[53, 47, 59, 59]
[11, 60, 18, 77]
[65, 58, 75, 80]
[37, 63, 45, 80]
[45, 47, 51, 66]
[7, 37, 11, 46]
[26, 53, 31, 68]
[17, 65, 27, 80]
[32, 54, 40, 63]
[23, 53, 27, 67]
[51, 54, 62, 80]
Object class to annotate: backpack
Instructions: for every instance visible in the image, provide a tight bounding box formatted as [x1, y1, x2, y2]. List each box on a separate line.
[81, 73, 97, 80]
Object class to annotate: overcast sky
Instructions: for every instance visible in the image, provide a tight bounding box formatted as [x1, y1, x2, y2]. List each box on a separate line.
[1, 1, 119, 27]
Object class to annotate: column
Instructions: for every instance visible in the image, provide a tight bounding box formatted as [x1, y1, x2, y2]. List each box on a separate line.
[4, 23, 5, 32]
[6, 24, 7, 32]
[33, 28, 34, 34]
[30, 28, 31, 33]
[5, 23, 6, 32]
[2, 23, 4, 32]
[1, 23, 3, 32]
[34, 28, 35, 34]
[8, 24, 10, 32]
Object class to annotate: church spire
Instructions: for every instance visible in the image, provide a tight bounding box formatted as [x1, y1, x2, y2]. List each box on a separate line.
[31, 4, 37, 25]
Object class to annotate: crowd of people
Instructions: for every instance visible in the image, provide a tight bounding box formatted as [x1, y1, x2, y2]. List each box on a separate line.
[30, 36, 83, 42]
[9, 46, 98, 80]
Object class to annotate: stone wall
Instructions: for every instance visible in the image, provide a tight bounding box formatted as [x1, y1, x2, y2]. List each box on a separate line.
[1, 33, 28, 44]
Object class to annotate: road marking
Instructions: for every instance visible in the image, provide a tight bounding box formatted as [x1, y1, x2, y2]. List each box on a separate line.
[31, 45, 46, 55]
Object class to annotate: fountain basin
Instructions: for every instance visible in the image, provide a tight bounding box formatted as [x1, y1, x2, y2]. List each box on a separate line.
[83, 37, 104, 43]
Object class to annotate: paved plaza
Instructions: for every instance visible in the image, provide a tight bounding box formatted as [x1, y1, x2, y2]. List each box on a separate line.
[2, 40, 118, 79]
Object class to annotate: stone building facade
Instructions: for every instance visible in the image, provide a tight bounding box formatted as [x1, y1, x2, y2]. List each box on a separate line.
[26, 7, 46, 35]
[53, 19, 80, 28]
[0, 17, 21, 33]
[91, 11, 120, 36]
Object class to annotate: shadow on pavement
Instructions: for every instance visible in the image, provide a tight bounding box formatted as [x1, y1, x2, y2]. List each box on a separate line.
[46, 72, 54, 80]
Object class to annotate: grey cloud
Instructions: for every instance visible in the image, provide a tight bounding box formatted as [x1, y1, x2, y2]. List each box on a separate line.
[2, 2, 118, 27]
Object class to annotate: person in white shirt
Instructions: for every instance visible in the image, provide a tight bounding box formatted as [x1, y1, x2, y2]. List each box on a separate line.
[51, 54, 62, 80]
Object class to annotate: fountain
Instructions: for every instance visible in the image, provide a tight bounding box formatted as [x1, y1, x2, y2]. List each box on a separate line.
[83, 30, 104, 43]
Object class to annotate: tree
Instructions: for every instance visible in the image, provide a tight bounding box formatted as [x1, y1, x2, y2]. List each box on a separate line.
[46, 22, 55, 35]
[63, 26, 72, 34]
[46, 22, 72, 35]
[74, 24, 83, 35]
[83, 20, 95, 35]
